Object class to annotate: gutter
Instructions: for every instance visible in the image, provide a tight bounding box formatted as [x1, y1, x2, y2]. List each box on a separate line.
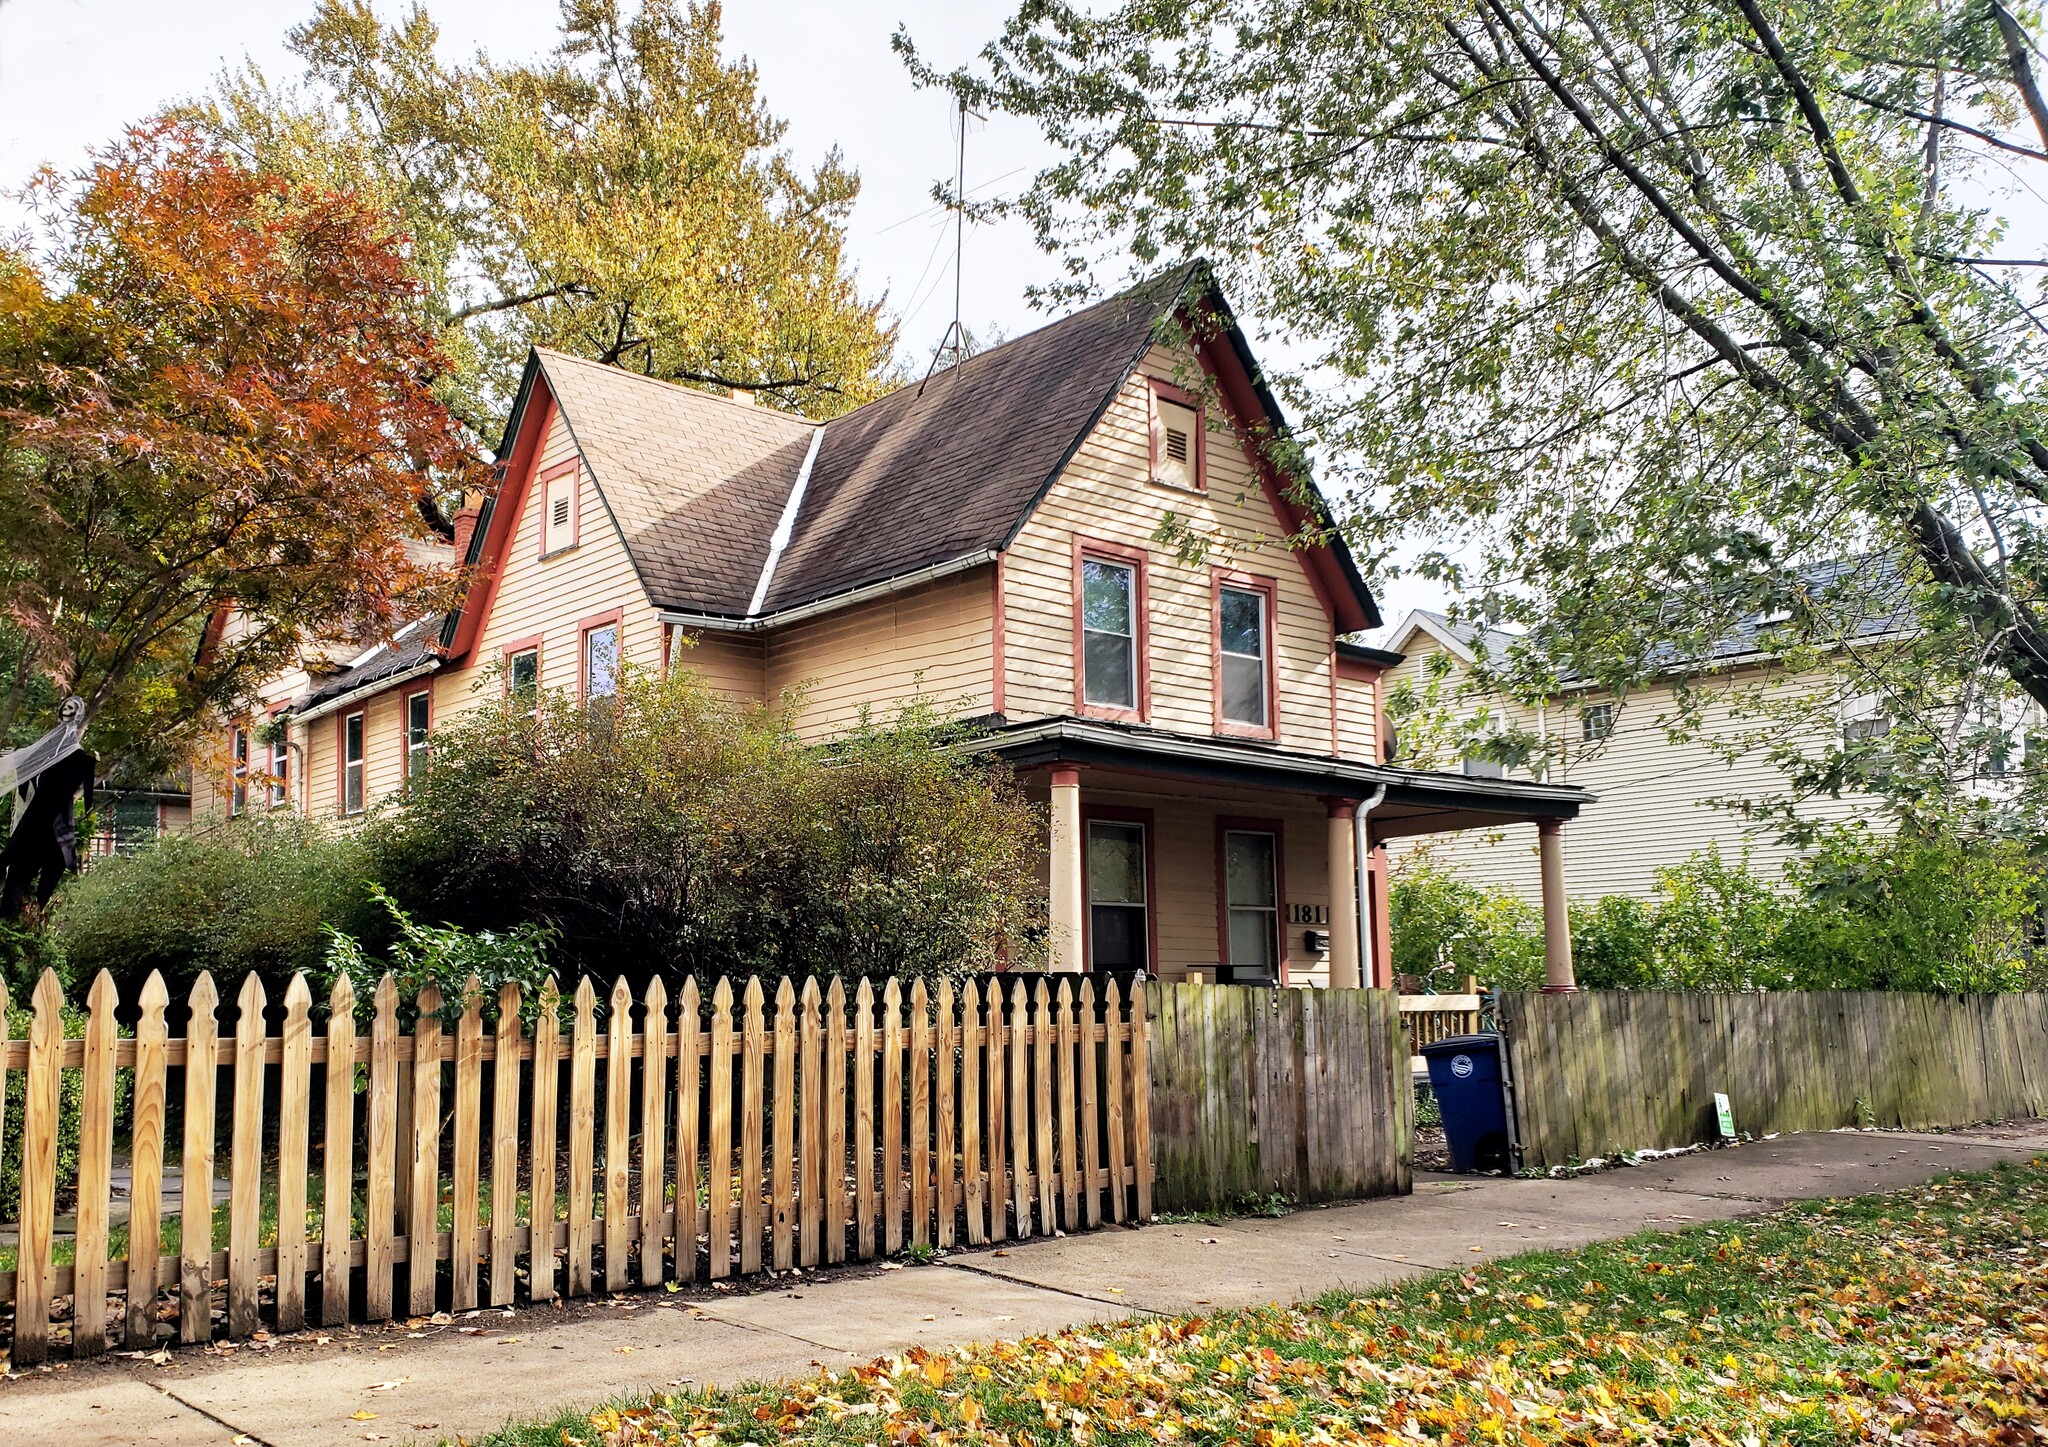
[661, 550, 1001, 634]
[288, 659, 439, 726]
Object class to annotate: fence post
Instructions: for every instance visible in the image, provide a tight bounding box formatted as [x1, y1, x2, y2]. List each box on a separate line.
[529, 978, 561, 1302]
[74, 970, 119, 1355]
[127, 971, 171, 1348]
[706, 977, 733, 1281]
[605, 977, 633, 1292]
[319, 974, 358, 1328]
[276, 973, 314, 1332]
[639, 974, 670, 1289]
[770, 978, 796, 1271]
[567, 978, 596, 1297]
[489, 981, 522, 1307]
[179, 971, 220, 1345]
[452, 976, 485, 1311]
[856, 978, 879, 1259]
[740, 978, 767, 1276]
[408, 984, 444, 1318]
[934, 979, 957, 1250]
[14, 971, 66, 1364]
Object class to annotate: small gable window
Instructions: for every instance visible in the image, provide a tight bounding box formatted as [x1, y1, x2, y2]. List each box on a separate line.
[540, 460, 579, 556]
[1148, 378, 1205, 491]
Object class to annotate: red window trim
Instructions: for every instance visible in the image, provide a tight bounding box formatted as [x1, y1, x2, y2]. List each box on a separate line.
[1146, 376, 1207, 493]
[400, 683, 433, 783]
[536, 458, 581, 560]
[336, 709, 367, 817]
[500, 633, 544, 706]
[576, 608, 626, 702]
[1211, 568, 1281, 742]
[1072, 535, 1150, 722]
[1214, 815, 1289, 982]
[1080, 804, 1159, 974]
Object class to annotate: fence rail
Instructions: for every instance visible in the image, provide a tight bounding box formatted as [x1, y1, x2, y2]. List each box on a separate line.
[1502, 989, 2048, 1168]
[1397, 992, 1482, 1068]
[0, 967, 1151, 1363]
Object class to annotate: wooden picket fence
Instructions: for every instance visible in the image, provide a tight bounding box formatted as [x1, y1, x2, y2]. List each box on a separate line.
[0, 967, 1152, 1363]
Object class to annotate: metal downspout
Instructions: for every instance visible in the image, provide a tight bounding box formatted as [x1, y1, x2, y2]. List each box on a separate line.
[1353, 782, 1388, 989]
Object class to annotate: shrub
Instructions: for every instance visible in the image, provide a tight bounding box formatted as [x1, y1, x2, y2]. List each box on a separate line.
[323, 885, 555, 1025]
[365, 673, 1045, 987]
[1389, 855, 1547, 991]
[49, 816, 380, 1004]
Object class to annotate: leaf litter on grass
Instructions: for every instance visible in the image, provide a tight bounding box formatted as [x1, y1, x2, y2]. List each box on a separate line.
[482, 1159, 2048, 1447]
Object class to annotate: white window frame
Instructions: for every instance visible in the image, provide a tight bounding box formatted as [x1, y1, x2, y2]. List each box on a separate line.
[1079, 555, 1141, 714]
[229, 725, 249, 816]
[1217, 583, 1272, 731]
[341, 711, 366, 816]
[404, 689, 431, 784]
[1222, 827, 1281, 978]
[1580, 702, 1615, 742]
[268, 731, 289, 809]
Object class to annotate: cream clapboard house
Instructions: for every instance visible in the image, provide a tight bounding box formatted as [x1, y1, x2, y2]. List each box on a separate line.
[193, 265, 1589, 988]
[1378, 579, 1903, 902]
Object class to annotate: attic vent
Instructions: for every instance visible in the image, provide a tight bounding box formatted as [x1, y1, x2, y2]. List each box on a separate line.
[1165, 427, 1190, 464]
[552, 497, 572, 528]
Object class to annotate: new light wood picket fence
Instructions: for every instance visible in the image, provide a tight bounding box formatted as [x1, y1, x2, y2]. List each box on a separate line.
[0, 967, 1151, 1363]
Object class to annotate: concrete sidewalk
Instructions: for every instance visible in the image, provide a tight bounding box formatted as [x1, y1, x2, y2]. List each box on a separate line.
[6, 1124, 2045, 1447]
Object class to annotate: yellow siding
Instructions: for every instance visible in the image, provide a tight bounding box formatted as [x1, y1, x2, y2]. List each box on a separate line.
[1385, 635, 1871, 901]
[670, 632, 767, 701]
[762, 568, 994, 739]
[1335, 673, 1380, 762]
[1002, 345, 1342, 754]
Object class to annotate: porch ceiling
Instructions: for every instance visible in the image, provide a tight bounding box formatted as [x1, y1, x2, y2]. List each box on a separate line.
[963, 716, 1589, 838]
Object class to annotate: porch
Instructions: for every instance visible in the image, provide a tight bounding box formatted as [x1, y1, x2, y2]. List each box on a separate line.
[966, 717, 1591, 991]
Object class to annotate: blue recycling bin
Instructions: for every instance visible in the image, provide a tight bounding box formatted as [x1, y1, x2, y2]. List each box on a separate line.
[1420, 1033, 1512, 1174]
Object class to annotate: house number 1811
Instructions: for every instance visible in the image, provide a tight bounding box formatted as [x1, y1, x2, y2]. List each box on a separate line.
[1286, 904, 1330, 925]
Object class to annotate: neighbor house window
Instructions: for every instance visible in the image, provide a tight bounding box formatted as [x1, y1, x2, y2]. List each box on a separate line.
[268, 731, 289, 808]
[404, 689, 431, 785]
[1086, 818, 1150, 972]
[1221, 826, 1281, 979]
[1461, 756, 1506, 779]
[1841, 699, 1890, 747]
[583, 621, 621, 701]
[539, 460, 579, 556]
[340, 711, 365, 816]
[1076, 545, 1145, 716]
[229, 724, 249, 816]
[1148, 379, 1205, 491]
[1580, 703, 1615, 741]
[1204, 573, 1269, 736]
[507, 645, 540, 717]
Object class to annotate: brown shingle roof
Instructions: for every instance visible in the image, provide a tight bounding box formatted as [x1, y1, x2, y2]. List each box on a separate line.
[536, 349, 816, 616]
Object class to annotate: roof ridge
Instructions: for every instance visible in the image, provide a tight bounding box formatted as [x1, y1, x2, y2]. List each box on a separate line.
[532, 347, 821, 427]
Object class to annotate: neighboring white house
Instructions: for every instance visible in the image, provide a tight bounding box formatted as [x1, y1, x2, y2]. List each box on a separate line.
[1377, 587, 1897, 902]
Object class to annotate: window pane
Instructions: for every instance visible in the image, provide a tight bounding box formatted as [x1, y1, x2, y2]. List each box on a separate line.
[1087, 822, 1146, 905]
[1092, 905, 1147, 971]
[1224, 831, 1275, 908]
[1228, 910, 1276, 974]
[1221, 654, 1266, 726]
[345, 714, 363, 763]
[407, 693, 430, 744]
[1083, 631, 1135, 708]
[509, 649, 539, 702]
[585, 625, 620, 698]
[1220, 588, 1264, 658]
[1081, 561, 1133, 635]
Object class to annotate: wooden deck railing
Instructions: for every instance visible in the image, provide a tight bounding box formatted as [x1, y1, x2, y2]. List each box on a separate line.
[0, 968, 1151, 1363]
[1398, 989, 1484, 1070]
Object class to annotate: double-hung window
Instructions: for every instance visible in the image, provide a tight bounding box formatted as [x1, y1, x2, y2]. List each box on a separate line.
[229, 725, 250, 816]
[1078, 550, 1143, 715]
[1222, 826, 1281, 979]
[1580, 702, 1615, 742]
[340, 711, 365, 816]
[584, 622, 621, 702]
[1215, 577, 1275, 735]
[1086, 818, 1150, 972]
[404, 690, 431, 785]
[507, 646, 540, 718]
[268, 732, 289, 808]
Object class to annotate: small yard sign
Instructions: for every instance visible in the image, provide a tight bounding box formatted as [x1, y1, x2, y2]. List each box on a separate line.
[1714, 1092, 1737, 1140]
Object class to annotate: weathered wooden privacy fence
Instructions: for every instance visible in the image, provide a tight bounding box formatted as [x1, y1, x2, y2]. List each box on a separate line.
[1144, 982, 1410, 1212]
[0, 967, 1151, 1363]
[1503, 989, 2048, 1168]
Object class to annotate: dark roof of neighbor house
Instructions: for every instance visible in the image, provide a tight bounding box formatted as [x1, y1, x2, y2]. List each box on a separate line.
[1396, 554, 1916, 683]
[492, 262, 1376, 628]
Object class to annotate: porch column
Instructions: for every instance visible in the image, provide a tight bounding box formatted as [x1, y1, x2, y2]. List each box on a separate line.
[1048, 765, 1085, 972]
[1322, 798, 1361, 990]
[1537, 818, 1576, 992]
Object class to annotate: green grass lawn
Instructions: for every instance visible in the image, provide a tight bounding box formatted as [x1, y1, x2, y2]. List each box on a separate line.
[479, 1158, 2048, 1447]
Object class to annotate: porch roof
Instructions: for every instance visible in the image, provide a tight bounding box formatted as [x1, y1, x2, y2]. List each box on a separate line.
[965, 716, 1590, 839]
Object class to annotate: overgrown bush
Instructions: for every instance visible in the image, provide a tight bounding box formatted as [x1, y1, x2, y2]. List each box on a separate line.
[324, 885, 555, 1024]
[48, 816, 380, 1004]
[1392, 828, 2048, 993]
[366, 673, 1045, 985]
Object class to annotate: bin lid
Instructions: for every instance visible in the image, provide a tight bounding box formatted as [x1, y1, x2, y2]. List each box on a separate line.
[1417, 1032, 1499, 1056]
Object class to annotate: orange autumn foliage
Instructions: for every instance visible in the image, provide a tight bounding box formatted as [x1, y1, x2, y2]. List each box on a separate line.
[0, 121, 481, 767]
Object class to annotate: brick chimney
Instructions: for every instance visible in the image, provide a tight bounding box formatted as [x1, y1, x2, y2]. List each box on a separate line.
[452, 490, 483, 560]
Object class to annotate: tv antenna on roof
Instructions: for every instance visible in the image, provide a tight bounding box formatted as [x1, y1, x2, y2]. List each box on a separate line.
[920, 95, 986, 393]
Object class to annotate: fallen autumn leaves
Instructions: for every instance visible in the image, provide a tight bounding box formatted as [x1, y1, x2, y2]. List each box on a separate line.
[482, 1159, 2048, 1447]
